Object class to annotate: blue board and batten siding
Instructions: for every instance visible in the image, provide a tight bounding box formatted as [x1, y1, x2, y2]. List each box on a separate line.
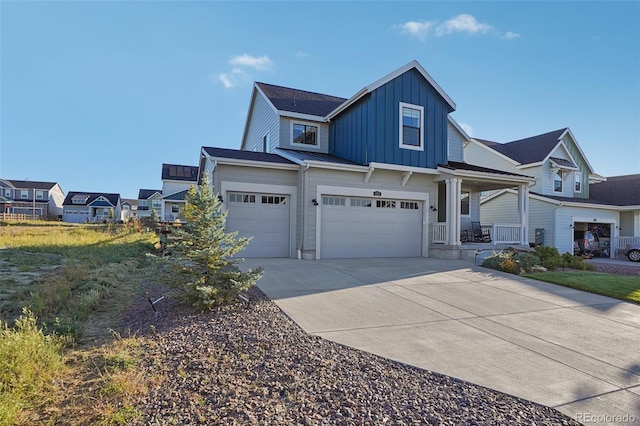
[330, 68, 453, 168]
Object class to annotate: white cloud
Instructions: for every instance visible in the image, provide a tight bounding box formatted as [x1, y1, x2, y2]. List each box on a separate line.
[229, 54, 273, 71]
[398, 20, 436, 41]
[216, 55, 272, 89]
[435, 14, 493, 36]
[397, 14, 517, 40]
[295, 51, 311, 58]
[217, 68, 247, 89]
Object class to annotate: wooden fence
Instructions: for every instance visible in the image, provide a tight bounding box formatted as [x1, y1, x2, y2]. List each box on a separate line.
[1, 213, 41, 221]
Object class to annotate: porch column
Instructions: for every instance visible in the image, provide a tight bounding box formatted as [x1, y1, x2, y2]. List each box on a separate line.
[445, 178, 462, 246]
[518, 184, 529, 245]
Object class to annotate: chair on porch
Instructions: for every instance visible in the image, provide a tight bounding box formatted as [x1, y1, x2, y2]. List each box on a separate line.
[471, 221, 491, 243]
[460, 230, 470, 243]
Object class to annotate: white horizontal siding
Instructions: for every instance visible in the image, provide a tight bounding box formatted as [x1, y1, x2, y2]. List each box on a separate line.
[245, 93, 280, 153]
[447, 121, 464, 162]
[464, 141, 519, 173]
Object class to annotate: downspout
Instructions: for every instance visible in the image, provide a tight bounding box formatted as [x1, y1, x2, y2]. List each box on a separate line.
[297, 163, 310, 259]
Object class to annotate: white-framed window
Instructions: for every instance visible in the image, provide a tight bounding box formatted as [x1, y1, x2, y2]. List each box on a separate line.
[35, 191, 44, 200]
[262, 195, 287, 205]
[376, 200, 396, 208]
[554, 171, 563, 192]
[574, 172, 582, 193]
[229, 193, 256, 203]
[460, 191, 470, 215]
[152, 199, 162, 209]
[4, 189, 11, 197]
[171, 204, 180, 213]
[139, 200, 148, 206]
[123, 205, 130, 210]
[20, 190, 28, 199]
[291, 122, 318, 146]
[399, 102, 424, 151]
[350, 198, 372, 208]
[262, 132, 269, 153]
[322, 196, 345, 206]
[400, 201, 419, 210]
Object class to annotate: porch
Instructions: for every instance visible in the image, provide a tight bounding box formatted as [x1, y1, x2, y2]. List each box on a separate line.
[431, 222, 530, 260]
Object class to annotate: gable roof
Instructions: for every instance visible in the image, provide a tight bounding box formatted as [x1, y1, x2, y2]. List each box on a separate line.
[327, 60, 456, 119]
[161, 164, 198, 182]
[1, 179, 58, 190]
[63, 192, 120, 206]
[256, 82, 347, 117]
[138, 189, 162, 199]
[163, 189, 189, 201]
[480, 128, 567, 165]
[202, 147, 296, 165]
[588, 174, 640, 206]
[439, 161, 535, 179]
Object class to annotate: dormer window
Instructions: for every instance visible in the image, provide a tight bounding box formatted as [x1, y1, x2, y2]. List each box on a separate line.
[554, 171, 563, 192]
[399, 102, 424, 151]
[292, 123, 318, 146]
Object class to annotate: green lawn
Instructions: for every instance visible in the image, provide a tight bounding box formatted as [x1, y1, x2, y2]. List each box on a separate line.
[524, 271, 640, 304]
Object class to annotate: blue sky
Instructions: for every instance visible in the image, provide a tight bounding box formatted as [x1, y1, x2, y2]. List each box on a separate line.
[1, 1, 638, 199]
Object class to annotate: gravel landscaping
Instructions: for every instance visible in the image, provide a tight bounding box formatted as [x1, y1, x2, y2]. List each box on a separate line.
[121, 286, 579, 425]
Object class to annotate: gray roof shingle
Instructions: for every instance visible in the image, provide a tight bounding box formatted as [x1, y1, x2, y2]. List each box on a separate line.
[256, 82, 346, 117]
[203, 147, 296, 165]
[478, 128, 567, 164]
[277, 149, 362, 165]
[439, 161, 535, 179]
[589, 174, 640, 206]
[63, 192, 120, 206]
[138, 189, 162, 199]
[2, 179, 58, 190]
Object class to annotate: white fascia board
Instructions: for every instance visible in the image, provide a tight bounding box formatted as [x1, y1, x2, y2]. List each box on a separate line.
[214, 157, 300, 171]
[280, 111, 328, 122]
[517, 161, 543, 169]
[273, 149, 305, 165]
[542, 141, 580, 170]
[448, 116, 471, 142]
[589, 173, 607, 183]
[326, 60, 456, 120]
[559, 128, 596, 174]
[304, 160, 369, 173]
[560, 201, 623, 211]
[326, 87, 368, 120]
[468, 138, 521, 166]
[368, 162, 440, 175]
[198, 148, 213, 182]
[436, 166, 536, 185]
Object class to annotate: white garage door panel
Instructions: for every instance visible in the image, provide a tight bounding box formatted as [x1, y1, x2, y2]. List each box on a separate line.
[226, 193, 290, 258]
[321, 199, 423, 258]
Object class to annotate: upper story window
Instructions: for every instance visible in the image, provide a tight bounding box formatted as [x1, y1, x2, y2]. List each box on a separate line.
[399, 102, 424, 151]
[574, 172, 582, 193]
[20, 190, 28, 199]
[152, 199, 162, 209]
[554, 171, 563, 192]
[292, 123, 318, 146]
[4, 189, 11, 198]
[35, 191, 44, 200]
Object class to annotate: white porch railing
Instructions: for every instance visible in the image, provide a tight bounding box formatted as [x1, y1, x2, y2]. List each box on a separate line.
[432, 223, 447, 244]
[164, 213, 180, 222]
[489, 224, 522, 245]
[432, 223, 522, 245]
[618, 236, 640, 249]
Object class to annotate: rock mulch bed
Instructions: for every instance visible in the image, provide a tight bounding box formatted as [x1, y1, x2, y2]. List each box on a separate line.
[121, 286, 579, 425]
[589, 261, 640, 277]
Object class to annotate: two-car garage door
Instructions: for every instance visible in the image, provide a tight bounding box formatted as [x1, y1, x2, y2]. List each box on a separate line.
[320, 196, 423, 258]
[225, 192, 290, 258]
[225, 191, 424, 259]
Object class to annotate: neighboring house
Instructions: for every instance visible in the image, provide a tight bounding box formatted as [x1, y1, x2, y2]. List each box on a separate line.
[160, 163, 198, 223]
[120, 198, 138, 222]
[465, 129, 636, 256]
[137, 189, 162, 219]
[62, 192, 121, 223]
[0, 179, 65, 219]
[198, 60, 537, 259]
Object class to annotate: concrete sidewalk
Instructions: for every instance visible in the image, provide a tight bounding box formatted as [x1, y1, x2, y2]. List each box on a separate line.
[244, 257, 640, 425]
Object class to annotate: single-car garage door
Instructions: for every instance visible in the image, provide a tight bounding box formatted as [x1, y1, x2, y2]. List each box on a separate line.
[321, 196, 423, 258]
[225, 192, 290, 258]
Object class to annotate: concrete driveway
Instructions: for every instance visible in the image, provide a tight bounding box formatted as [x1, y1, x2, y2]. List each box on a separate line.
[243, 257, 640, 425]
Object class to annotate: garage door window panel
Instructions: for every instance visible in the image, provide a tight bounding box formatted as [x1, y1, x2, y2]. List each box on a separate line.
[350, 198, 372, 208]
[262, 195, 287, 205]
[229, 193, 256, 203]
[376, 200, 396, 208]
[322, 196, 346, 206]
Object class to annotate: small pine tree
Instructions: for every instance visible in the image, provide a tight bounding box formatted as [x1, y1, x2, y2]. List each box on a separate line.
[167, 177, 263, 310]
